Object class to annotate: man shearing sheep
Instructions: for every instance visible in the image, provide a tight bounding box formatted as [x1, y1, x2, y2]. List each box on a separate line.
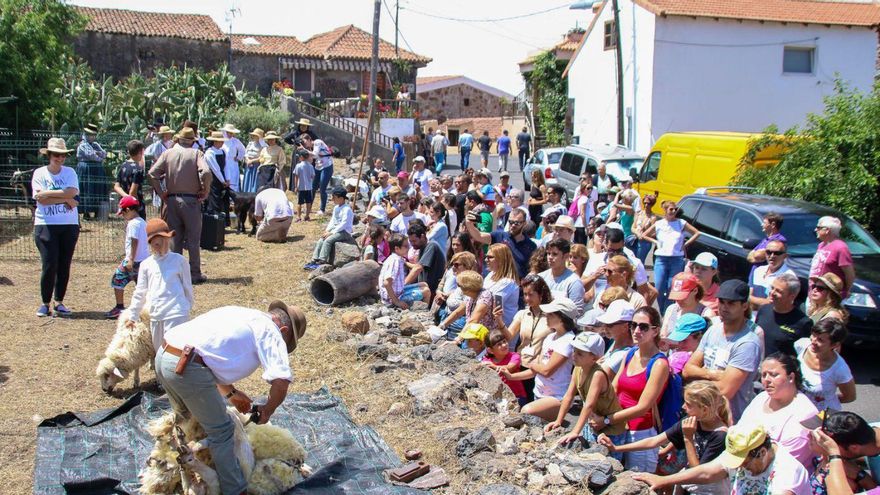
[155, 302, 306, 495]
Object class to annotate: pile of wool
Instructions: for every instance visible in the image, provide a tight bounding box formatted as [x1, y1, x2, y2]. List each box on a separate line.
[246, 423, 310, 495]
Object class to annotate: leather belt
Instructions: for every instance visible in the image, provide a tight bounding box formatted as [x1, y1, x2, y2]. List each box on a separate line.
[162, 342, 205, 366]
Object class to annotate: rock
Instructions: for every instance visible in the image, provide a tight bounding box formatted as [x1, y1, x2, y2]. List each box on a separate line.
[560, 458, 614, 487]
[462, 451, 504, 480]
[407, 374, 463, 415]
[478, 484, 526, 495]
[465, 389, 497, 413]
[544, 473, 568, 486]
[331, 242, 361, 267]
[356, 343, 389, 360]
[405, 449, 422, 460]
[387, 402, 407, 415]
[370, 361, 415, 373]
[600, 472, 652, 495]
[354, 402, 369, 413]
[431, 345, 474, 368]
[528, 426, 544, 442]
[398, 316, 424, 336]
[307, 264, 335, 280]
[521, 414, 546, 427]
[456, 427, 496, 458]
[527, 471, 545, 487]
[468, 364, 507, 399]
[374, 316, 392, 327]
[324, 329, 350, 342]
[409, 344, 433, 361]
[409, 301, 429, 311]
[547, 463, 563, 477]
[436, 427, 469, 445]
[498, 435, 519, 455]
[341, 311, 370, 335]
[501, 414, 525, 429]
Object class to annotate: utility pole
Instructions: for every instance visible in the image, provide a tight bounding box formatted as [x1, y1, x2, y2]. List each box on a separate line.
[611, 0, 625, 147]
[355, 0, 382, 210]
[225, 5, 241, 70]
[394, 0, 400, 58]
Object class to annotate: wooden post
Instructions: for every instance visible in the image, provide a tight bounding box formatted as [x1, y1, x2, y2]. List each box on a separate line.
[354, 0, 382, 211]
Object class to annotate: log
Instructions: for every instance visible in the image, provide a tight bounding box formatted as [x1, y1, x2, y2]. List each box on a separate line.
[310, 260, 380, 306]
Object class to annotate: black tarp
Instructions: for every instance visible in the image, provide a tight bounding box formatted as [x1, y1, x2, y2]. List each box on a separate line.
[34, 387, 424, 495]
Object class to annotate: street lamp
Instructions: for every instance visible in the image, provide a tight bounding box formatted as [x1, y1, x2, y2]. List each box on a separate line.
[570, 0, 625, 147]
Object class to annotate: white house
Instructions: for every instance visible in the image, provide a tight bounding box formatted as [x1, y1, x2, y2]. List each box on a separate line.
[563, 0, 880, 155]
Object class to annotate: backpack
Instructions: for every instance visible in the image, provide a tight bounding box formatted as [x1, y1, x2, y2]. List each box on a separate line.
[624, 348, 684, 432]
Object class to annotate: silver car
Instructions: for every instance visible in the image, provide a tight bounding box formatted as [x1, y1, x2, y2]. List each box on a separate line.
[522, 147, 565, 190]
[554, 144, 644, 200]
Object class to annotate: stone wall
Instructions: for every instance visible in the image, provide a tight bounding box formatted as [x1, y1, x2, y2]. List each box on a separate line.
[231, 54, 279, 95]
[73, 32, 227, 80]
[417, 84, 504, 121]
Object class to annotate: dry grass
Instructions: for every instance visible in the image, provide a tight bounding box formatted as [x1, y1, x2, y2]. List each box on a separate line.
[0, 199, 467, 494]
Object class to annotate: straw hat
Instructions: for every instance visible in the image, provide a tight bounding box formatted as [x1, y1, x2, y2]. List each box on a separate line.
[294, 118, 312, 127]
[268, 300, 307, 353]
[83, 123, 99, 135]
[176, 127, 196, 141]
[264, 131, 281, 141]
[157, 125, 174, 136]
[205, 131, 227, 142]
[221, 123, 241, 134]
[810, 272, 844, 299]
[250, 128, 265, 139]
[39, 137, 73, 155]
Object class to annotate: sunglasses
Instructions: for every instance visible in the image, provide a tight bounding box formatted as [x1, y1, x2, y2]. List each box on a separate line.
[485, 255, 496, 260]
[451, 262, 463, 268]
[765, 250, 786, 256]
[811, 285, 829, 293]
[667, 207, 679, 212]
[508, 220, 525, 226]
[631, 322, 656, 332]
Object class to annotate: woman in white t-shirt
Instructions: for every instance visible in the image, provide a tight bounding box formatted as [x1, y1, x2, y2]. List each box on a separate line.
[500, 297, 578, 420]
[794, 318, 855, 411]
[32, 138, 81, 317]
[572, 175, 597, 244]
[640, 200, 701, 311]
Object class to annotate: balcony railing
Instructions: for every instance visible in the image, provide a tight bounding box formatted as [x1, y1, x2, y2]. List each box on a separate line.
[324, 97, 420, 119]
[290, 98, 396, 150]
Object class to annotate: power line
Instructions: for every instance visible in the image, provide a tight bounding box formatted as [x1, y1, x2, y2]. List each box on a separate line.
[382, 0, 416, 54]
[656, 36, 820, 48]
[402, 3, 570, 23]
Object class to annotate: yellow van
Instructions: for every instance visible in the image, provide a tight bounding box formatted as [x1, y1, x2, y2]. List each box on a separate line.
[634, 132, 785, 206]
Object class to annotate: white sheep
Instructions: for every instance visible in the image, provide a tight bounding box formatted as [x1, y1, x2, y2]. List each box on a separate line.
[96, 308, 154, 393]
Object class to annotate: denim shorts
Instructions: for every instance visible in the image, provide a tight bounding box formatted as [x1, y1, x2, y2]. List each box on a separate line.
[399, 283, 424, 303]
[110, 260, 140, 289]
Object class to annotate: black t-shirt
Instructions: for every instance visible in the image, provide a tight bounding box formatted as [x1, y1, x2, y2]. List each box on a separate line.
[664, 421, 727, 464]
[478, 135, 491, 152]
[455, 193, 467, 225]
[516, 132, 531, 151]
[755, 304, 813, 357]
[490, 231, 537, 280]
[418, 241, 447, 293]
[366, 167, 387, 184]
[116, 160, 145, 213]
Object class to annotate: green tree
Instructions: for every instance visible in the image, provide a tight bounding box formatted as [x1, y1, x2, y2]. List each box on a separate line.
[733, 80, 880, 235]
[525, 51, 568, 146]
[0, 0, 86, 129]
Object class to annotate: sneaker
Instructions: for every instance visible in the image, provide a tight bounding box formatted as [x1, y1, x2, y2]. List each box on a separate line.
[104, 306, 123, 319]
[303, 262, 321, 270]
[54, 303, 72, 317]
[192, 274, 208, 285]
[36, 304, 51, 317]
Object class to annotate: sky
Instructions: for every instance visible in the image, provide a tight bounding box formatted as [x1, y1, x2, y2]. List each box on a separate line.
[66, 0, 591, 95]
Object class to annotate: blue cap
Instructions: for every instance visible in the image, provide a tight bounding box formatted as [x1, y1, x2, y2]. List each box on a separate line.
[666, 313, 708, 342]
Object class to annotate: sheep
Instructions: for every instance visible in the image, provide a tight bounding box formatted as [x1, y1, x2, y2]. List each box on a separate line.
[97, 307, 154, 393]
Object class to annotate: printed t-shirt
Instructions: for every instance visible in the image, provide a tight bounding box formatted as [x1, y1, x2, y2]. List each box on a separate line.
[696, 321, 762, 421]
[794, 338, 853, 411]
[755, 304, 812, 357]
[534, 331, 575, 400]
[378, 253, 406, 304]
[116, 160, 145, 208]
[726, 447, 810, 495]
[32, 166, 79, 225]
[810, 239, 853, 296]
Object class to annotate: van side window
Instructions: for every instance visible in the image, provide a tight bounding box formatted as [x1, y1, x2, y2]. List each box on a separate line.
[726, 209, 763, 245]
[585, 158, 599, 177]
[642, 152, 661, 182]
[692, 201, 731, 239]
[560, 153, 585, 176]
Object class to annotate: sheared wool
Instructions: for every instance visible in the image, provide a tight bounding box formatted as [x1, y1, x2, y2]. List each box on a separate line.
[246, 423, 306, 463]
[247, 459, 301, 495]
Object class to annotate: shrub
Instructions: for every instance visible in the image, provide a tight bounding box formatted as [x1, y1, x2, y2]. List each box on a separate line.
[225, 105, 290, 135]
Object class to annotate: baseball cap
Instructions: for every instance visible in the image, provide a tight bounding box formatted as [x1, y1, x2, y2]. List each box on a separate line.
[692, 252, 718, 270]
[539, 298, 579, 321]
[571, 331, 605, 356]
[716, 423, 768, 469]
[553, 215, 575, 232]
[666, 313, 709, 342]
[331, 186, 348, 198]
[499, 171, 510, 178]
[596, 299, 635, 325]
[668, 272, 700, 301]
[605, 221, 624, 232]
[146, 218, 174, 241]
[716, 279, 750, 302]
[117, 196, 140, 215]
[397, 171, 409, 179]
[459, 323, 489, 342]
[413, 156, 426, 163]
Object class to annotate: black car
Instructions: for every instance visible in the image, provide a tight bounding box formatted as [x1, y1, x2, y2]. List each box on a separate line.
[677, 190, 880, 347]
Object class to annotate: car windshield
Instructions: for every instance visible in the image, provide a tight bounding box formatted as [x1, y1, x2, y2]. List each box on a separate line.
[547, 152, 563, 164]
[605, 159, 643, 182]
[780, 213, 880, 257]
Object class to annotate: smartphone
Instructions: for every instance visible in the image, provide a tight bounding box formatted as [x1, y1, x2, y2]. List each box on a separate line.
[493, 294, 503, 308]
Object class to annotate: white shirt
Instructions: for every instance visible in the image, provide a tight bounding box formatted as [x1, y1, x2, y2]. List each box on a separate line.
[128, 252, 193, 322]
[573, 189, 598, 228]
[370, 184, 392, 205]
[483, 275, 520, 328]
[32, 166, 79, 225]
[204, 147, 226, 182]
[165, 306, 292, 385]
[794, 338, 853, 411]
[146, 140, 173, 159]
[534, 331, 575, 400]
[584, 247, 649, 293]
[391, 211, 429, 235]
[310, 139, 333, 171]
[411, 168, 433, 195]
[654, 218, 686, 257]
[326, 203, 354, 234]
[749, 261, 795, 300]
[255, 188, 293, 221]
[222, 136, 247, 164]
[125, 217, 150, 263]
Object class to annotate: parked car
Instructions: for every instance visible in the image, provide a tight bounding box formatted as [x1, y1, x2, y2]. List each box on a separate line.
[522, 147, 565, 190]
[677, 190, 880, 347]
[553, 144, 643, 200]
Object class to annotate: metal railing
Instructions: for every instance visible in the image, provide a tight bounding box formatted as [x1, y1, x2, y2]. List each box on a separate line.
[324, 97, 419, 119]
[291, 99, 396, 150]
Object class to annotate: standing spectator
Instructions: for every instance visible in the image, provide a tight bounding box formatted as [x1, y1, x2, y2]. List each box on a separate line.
[747, 211, 786, 275]
[146, 125, 175, 161]
[811, 216, 855, 297]
[596, 255, 648, 310]
[291, 149, 315, 222]
[483, 243, 521, 330]
[639, 200, 702, 311]
[688, 252, 721, 312]
[568, 243, 589, 277]
[807, 273, 848, 324]
[572, 175, 598, 244]
[683, 280, 762, 421]
[431, 130, 448, 174]
[253, 186, 293, 243]
[474, 169, 496, 208]
[794, 318, 855, 411]
[463, 190, 494, 238]
[396, 170, 419, 198]
[458, 128, 474, 171]
[465, 208, 536, 279]
[632, 194, 657, 265]
[477, 130, 492, 169]
[755, 273, 813, 357]
[452, 175, 470, 223]
[148, 127, 210, 284]
[516, 126, 532, 169]
[113, 140, 147, 219]
[258, 131, 287, 191]
[592, 162, 618, 206]
[499, 188, 529, 232]
[395, 83, 410, 117]
[204, 131, 231, 225]
[543, 185, 567, 219]
[220, 124, 246, 192]
[440, 192, 459, 234]
[281, 118, 318, 152]
[242, 128, 266, 193]
[391, 137, 406, 174]
[307, 187, 355, 267]
[105, 197, 149, 318]
[541, 238, 586, 317]
[410, 156, 433, 196]
[494, 171, 513, 207]
[528, 169, 548, 224]
[496, 129, 511, 172]
[659, 272, 710, 339]
[422, 130, 435, 171]
[433, 251, 477, 339]
[76, 123, 108, 219]
[597, 299, 637, 374]
[406, 221, 447, 296]
[300, 134, 334, 215]
[583, 227, 657, 307]
[379, 233, 430, 309]
[749, 240, 795, 309]
[32, 138, 80, 317]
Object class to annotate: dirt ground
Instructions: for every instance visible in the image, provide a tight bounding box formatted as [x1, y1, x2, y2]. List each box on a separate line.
[0, 200, 463, 494]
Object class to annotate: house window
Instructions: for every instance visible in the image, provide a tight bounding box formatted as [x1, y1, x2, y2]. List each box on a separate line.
[783, 47, 814, 74]
[603, 20, 617, 51]
[293, 70, 312, 92]
[463, 98, 470, 107]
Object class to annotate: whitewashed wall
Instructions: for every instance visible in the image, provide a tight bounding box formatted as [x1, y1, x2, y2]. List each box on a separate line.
[344, 118, 415, 139]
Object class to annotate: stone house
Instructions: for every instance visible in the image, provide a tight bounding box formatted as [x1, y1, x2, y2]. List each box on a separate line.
[416, 75, 514, 121]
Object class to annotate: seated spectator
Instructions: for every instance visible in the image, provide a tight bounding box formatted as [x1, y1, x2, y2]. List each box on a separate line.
[689, 252, 720, 312]
[410, 156, 433, 196]
[483, 243, 521, 330]
[496, 274, 553, 403]
[664, 313, 709, 375]
[794, 318, 855, 411]
[528, 246, 549, 276]
[448, 231, 482, 275]
[756, 273, 813, 356]
[366, 171, 391, 211]
[820, 411, 880, 485]
[810, 427, 879, 495]
[749, 239, 795, 309]
[366, 158, 387, 188]
[683, 280, 763, 422]
[426, 201, 450, 249]
[546, 332, 625, 449]
[405, 221, 446, 297]
[660, 272, 713, 340]
[466, 207, 536, 279]
[396, 170, 419, 198]
[305, 187, 353, 268]
[440, 192, 458, 234]
[579, 286, 629, 332]
[739, 353, 819, 468]
[433, 251, 478, 339]
[253, 186, 293, 243]
[362, 221, 390, 264]
[583, 226, 658, 307]
[808, 273, 849, 324]
[633, 423, 810, 495]
[567, 243, 589, 278]
[592, 254, 647, 311]
[481, 329, 528, 407]
[540, 238, 586, 318]
[379, 233, 430, 309]
[459, 323, 489, 360]
[597, 299, 636, 375]
[601, 380, 731, 494]
[390, 192, 429, 235]
[439, 270, 497, 340]
[501, 298, 578, 421]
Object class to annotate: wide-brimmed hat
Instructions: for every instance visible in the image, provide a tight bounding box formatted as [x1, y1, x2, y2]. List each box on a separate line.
[810, 273, 843, 299]
[716, 423, 768, 469]
[269, 300, 307, 353]
[176, 127, 196, 141]
[205, 131, 227, 142]
[157, 125, 174, 136]
[83, 123, 99, 135]
[221, 123, 241, 134]
[553, 215, 575, 232]
[39, 137, 73, 155]
[264, 131, 281, 141]
[539, 297, 579, 321]
[294, 118, 313, 127]
[250, 128, 265, 139]
[146, 218, 175, 241]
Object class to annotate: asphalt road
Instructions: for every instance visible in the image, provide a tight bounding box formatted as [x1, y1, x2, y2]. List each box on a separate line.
[441, 152, 880, 421]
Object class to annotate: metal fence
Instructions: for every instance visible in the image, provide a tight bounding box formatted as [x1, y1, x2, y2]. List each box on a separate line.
[0, 129, 157, 262]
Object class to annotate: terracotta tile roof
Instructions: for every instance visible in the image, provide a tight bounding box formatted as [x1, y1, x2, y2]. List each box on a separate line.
[304, 25, 432, 64]
[416, 75, 463, 86]
[231, 34, 318, 57]
[636, 0, 880, 27]
[428, 117, 510, 139]
[73, 6, 226, 42]
[519, 31, 584, 66]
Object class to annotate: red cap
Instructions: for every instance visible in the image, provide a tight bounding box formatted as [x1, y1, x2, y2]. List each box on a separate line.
[117, 196, 140, 215]
[669, 272, 700, 301]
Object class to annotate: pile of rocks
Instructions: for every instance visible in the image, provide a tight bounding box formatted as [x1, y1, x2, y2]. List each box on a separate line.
[330, 303, 655, 495]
